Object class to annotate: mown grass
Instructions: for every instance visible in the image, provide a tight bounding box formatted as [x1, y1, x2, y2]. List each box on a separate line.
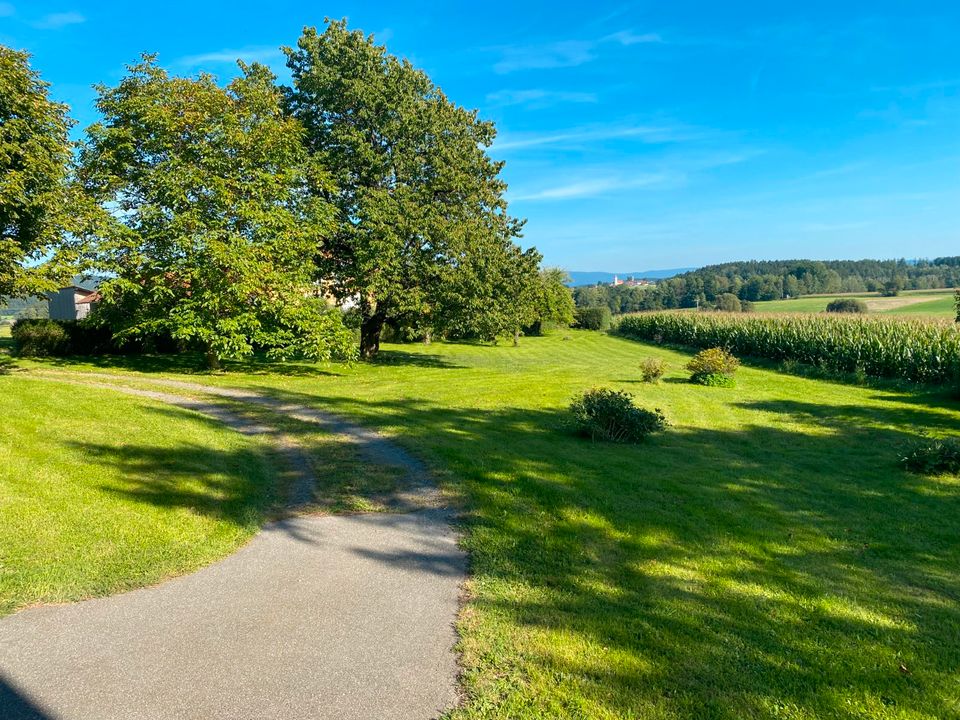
[0, 376, 277, 616]
[753, 289, 956, 317]
[11, 332, 960, 718]
[891, 293, 957, 316]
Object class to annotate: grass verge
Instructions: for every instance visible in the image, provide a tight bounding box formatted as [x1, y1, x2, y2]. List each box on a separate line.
[0, 376, 276, 616]
[12, 331, 960, 718]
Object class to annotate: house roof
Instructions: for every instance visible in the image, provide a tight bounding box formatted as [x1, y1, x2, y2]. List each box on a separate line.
[75, 292, 102, 304]
[70, 275, 105, 292]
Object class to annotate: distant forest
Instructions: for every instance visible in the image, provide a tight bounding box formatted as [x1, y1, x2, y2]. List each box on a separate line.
[0, 296, 47, 320]
[573, 257, 960, 314]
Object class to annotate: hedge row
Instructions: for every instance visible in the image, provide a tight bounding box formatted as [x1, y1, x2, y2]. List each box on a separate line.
[615, 312, 960, 385]
[11, 319, 178, 357]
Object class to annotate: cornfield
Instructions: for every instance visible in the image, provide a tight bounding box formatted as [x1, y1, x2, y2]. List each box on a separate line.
[615, 312, 960, 385]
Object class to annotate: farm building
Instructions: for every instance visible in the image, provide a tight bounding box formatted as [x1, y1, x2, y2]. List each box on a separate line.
[48, 278, 102, 321]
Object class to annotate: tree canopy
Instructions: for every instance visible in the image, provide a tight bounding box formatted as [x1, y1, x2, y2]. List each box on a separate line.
[285, 20, 530, 357]
[79, 57, 354, 367]
[0, 46, 78, 297]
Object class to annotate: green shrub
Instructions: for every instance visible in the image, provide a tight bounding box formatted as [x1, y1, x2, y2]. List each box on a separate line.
[570, 387, 666, 443]
[686, 347, 739, 386]
[574, 306, 612, 331]
[11, 318, 177, 357]
[640, 357, 666, 383]
[826, 298, 867, 314]
[715, 293, 742, 312]
[900, 436, 960, 475]
[11, 319, 70, 357]
[616, 312, 960, 385]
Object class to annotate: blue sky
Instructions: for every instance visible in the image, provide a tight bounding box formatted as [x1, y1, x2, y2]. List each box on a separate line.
[2, 1, 958, 271]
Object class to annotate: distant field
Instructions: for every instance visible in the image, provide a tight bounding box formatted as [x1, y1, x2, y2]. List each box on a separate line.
[753, 289, 956, 317]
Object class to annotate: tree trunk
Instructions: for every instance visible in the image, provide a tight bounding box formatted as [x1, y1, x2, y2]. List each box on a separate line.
[423, 329, 432, 345]
[205, 346, 221, 371]
[360, 311, 387, 359]
[513, 328, 520, 347]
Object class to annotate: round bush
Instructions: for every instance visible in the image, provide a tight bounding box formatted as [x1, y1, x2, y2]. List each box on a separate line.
[570, 387, 666, 443]
[640, 357, 666, 383]
[11, 319, 70, 357]
[574, 306, 612, 331]
[715, 293, 742, 312]
[900, 436, 960, 475]
[686, 347, 740, 386]
[826, 298, 867, 314]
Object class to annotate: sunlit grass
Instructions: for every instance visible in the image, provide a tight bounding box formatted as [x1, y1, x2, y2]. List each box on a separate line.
[0, 377, 276, 616]
[11, 331, 960, 718]
[753, 289, 956, 317]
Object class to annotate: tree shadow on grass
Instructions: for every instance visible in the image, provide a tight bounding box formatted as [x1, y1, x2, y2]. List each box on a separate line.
[60, 402, 280, 529]
[230, 384, 960, 718]
[68, 436, 273, 528]
[24, 346, 465, 375]
[36, 352, 344, 378]
[370, 349, 466, 369]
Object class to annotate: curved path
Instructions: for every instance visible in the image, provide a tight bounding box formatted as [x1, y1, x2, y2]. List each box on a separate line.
[0, 372, 465, 720]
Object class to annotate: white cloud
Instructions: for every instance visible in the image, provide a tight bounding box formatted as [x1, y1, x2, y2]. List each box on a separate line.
[494, 124, 694, 151]
[492, 27, 661, 74]
[493, 40, 595, 74]
[512, 174, 670, 201]
[486, 89, 598, 108]
[0, 3, 14, 18]
[604, 30, 662, 46]
[33, 11, 85, 29]
[175, 46, 284, 67]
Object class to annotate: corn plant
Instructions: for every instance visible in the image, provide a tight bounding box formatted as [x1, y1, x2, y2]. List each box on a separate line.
[616, 312, 960, 385]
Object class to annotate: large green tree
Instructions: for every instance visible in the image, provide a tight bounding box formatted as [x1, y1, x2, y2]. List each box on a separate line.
[0, 46, 78, 297]
[529, 267, 576, 336]
[286, 20, 527, 357]
[79, 57, 353, 368]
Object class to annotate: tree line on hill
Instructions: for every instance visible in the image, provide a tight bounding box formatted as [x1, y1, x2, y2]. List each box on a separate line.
[574, 258, 960, 314]
[0, 21, 574, 366]
[0, 296, 47, 320]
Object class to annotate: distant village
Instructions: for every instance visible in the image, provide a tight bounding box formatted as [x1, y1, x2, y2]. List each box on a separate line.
[609, 275, 656, 288]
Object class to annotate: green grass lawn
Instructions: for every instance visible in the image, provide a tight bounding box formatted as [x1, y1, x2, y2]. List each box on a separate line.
[0, 376, 277, 616]
[890, 292, 958, 316]
[8, 332, 960, 718]
[752, 289, 956, 317]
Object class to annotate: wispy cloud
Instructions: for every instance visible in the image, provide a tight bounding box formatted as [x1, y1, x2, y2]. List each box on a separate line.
[492, 27, 661, 73]
[493, 40, 595, 74]
[33, 11, 84, 29]
[494, 124, 700, 151]
[486, 89, 598, 108]
[175, 46, 284, 67]
[604, 30, 662, 46]
[870, 78, 960, 96]
[512, 174, 670, 202]
[0, 3, 14, 18]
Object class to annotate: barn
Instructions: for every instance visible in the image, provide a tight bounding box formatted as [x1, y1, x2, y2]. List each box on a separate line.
[48, 279, 102, 321]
